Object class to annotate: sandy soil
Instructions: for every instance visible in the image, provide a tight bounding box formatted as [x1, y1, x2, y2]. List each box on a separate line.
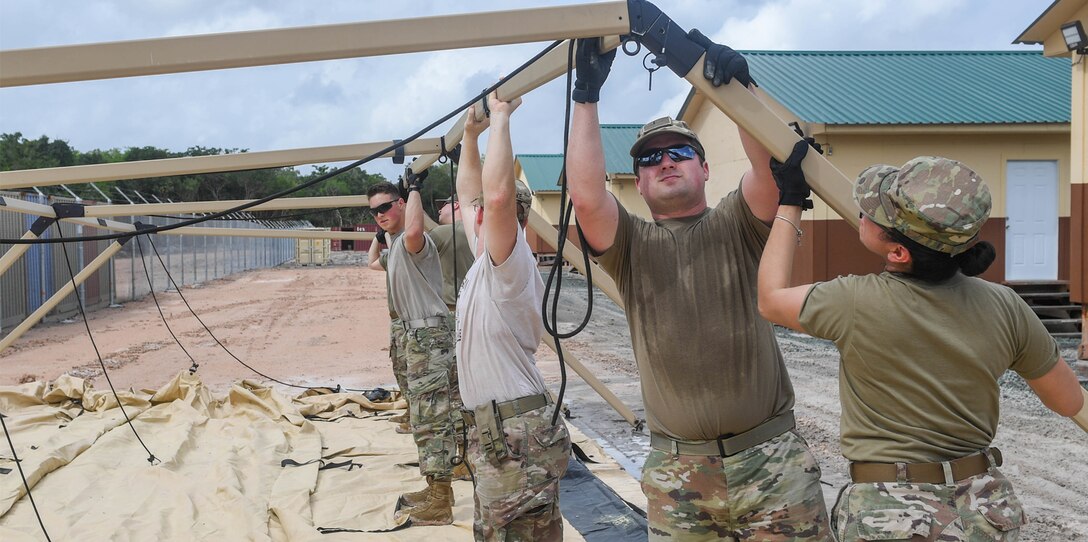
[2, 254, 1085, 541]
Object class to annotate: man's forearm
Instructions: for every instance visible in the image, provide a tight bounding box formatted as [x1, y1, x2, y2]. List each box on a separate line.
[404, 189, 425, 253]
[457, 137, 482, 208]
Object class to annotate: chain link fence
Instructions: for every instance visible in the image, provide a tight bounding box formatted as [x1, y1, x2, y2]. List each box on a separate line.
[0, 192, 304, 337]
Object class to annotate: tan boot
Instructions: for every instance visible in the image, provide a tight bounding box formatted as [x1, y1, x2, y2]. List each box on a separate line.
[388, 409, 410, 424]
[394, 421, 413, 434]
[398, 475, 433, 509]
[403, 479, 453, 526]
[451, 461, 472, 482]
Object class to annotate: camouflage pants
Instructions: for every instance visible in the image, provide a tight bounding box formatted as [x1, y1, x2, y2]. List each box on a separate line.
[641, 430, 831, 541]
[389, 319, 408, 396]
[403, 316, 463, 478]
[831, 467, 1025, 541]
[466, 404, 570, 541]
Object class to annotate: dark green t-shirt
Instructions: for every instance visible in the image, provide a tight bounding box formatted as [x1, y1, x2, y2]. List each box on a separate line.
[595, 190, 794, 440]
[799, 272, 1059, 463]
[430, 222, 473, 308]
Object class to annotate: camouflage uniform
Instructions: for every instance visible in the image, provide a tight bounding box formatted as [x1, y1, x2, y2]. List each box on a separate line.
[832, 469, 1025, 541]
[389, 319, 409, 397]
[403, 314, 461, 477]
[466, 404, 570, 541]
[641, 431, 831, 541]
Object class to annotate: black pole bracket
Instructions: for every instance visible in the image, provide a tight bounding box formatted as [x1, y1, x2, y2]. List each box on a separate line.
[29, 217, 57, 237]
[392, 139, 405, 165]
[51, 202, 86, 219]
[625, 0, 705, 80]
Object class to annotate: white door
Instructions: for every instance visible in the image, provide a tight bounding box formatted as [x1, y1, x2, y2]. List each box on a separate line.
[1005, 160, 1059, 281]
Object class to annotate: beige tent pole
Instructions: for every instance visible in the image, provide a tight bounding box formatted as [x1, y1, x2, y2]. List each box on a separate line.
[0, 241, 125, 353]
[410, 36, 624, 175]
[0, 140, 442, 190]
[84, 195, 371, 218]
[0, 2, 630, 87]
[542, 339, 640, 427]
[527, 209, 622, 309]
[0, 231, 41, 277]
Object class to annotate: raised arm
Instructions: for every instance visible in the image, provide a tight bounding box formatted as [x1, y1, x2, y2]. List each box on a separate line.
[757, 140, 816, 331]
[567, 38, 619, 255]
[480, 91, 521, 265]
[457, 104, 489, 257]
[1026, 359, 1087, 427]
[367, 230, 385, 271]
[403, 171, 427, 254]
[685, 30, 778, 224]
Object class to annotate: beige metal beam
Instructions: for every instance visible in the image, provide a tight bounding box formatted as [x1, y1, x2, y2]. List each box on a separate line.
[0, 196, 374, 240]
[0, 231, 39, 277]
[84, 195, 370, 218]
[541, 339, 639, 427]
[527, 209, 622, 309]
[0, 241, 124, 353]
[0, 140, 441, 190]
[411, 36, 623, 175]
[685, 62, 858, 228]
[0, 3, 630, 87]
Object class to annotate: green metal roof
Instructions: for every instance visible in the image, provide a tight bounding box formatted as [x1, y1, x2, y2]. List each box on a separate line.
[517, 124, 641, 190]
[742, 51, 1071, 125]
[517, 154, 564, 192]
[599, 124, 640, 175]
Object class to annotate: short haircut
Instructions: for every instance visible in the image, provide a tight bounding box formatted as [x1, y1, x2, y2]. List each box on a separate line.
[366, 181, 402, 201]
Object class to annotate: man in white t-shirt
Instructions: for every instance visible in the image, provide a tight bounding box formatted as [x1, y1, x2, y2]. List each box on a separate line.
[455, 92, 571, 541]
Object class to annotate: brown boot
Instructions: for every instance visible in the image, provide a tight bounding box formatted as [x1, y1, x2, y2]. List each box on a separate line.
[402, 479, 453, 526]
[451, 461, 472, 482]
[394, 421, 413, 434]
[398, 476, 433, 509]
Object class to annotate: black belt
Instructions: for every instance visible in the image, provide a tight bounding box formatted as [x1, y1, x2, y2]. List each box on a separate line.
[461, 393, 549, 427]
[650, 411, 796, 457]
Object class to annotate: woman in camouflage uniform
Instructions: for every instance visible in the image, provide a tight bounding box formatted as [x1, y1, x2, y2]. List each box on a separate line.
[757, 142, 1086, 541]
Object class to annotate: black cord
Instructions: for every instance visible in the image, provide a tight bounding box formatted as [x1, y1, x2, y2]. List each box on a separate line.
[449, 157, 460, 304]
[0, 411, 52, 542]
[143, 235, 348, 392]
[54, 224, 158, 464]
[134, 236, 199, 374]
[540, 41, 597, 425]
[1, 39, 566, 247]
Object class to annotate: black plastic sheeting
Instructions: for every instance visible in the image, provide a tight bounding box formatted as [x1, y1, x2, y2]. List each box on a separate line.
[558, 453, 648, 542]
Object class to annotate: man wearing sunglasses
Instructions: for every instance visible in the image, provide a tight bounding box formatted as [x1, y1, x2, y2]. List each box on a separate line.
[364, 179, 463, 526]
[566, 35, 831, 540]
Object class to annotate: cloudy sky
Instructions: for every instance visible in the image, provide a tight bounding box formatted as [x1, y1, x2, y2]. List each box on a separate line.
[0, 0, 1055, 184]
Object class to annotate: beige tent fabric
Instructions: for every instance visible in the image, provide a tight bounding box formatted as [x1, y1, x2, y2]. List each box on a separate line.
[0, 372, 588, 541]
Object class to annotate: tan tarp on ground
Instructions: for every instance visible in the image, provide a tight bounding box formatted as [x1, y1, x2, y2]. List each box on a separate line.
[0, 372, 592, 541]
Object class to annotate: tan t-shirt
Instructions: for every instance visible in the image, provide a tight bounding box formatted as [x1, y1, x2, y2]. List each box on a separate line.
[430, 223, 474, 308]
[799, 272, 1060, 463]
[379, 248, 397, 320]
[595, 190, 794, 440]
[456, 227, 549, 409]
[386, 232, 449, 321]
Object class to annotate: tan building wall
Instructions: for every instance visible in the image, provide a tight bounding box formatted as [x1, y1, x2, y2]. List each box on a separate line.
[606, 175, 652, 217]
[682, 91, 1072, 284]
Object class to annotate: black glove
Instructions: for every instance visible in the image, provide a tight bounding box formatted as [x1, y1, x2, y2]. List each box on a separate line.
[770, 140, 813, 209]
[572, 38, 617, 104]
[686, 29, 753, 88]
[406, 168, 428, 192]
[376, 228, 387, 245]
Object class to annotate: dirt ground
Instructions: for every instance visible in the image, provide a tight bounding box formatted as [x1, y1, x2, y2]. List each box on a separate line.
[2, 253, 1085, 540]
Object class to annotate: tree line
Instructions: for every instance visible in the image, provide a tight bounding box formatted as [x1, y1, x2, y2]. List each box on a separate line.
[0, 133, 458, 227]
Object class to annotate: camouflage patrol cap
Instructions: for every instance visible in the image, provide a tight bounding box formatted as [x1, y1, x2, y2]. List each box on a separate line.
[470, 180, 533, 207]
[854, 156, 991, 255]
[629, 116, 706, 160]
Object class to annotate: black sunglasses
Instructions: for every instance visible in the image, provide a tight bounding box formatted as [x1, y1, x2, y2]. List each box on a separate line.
[370, 200, 396, 215]
[636, 144, 699, 168]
